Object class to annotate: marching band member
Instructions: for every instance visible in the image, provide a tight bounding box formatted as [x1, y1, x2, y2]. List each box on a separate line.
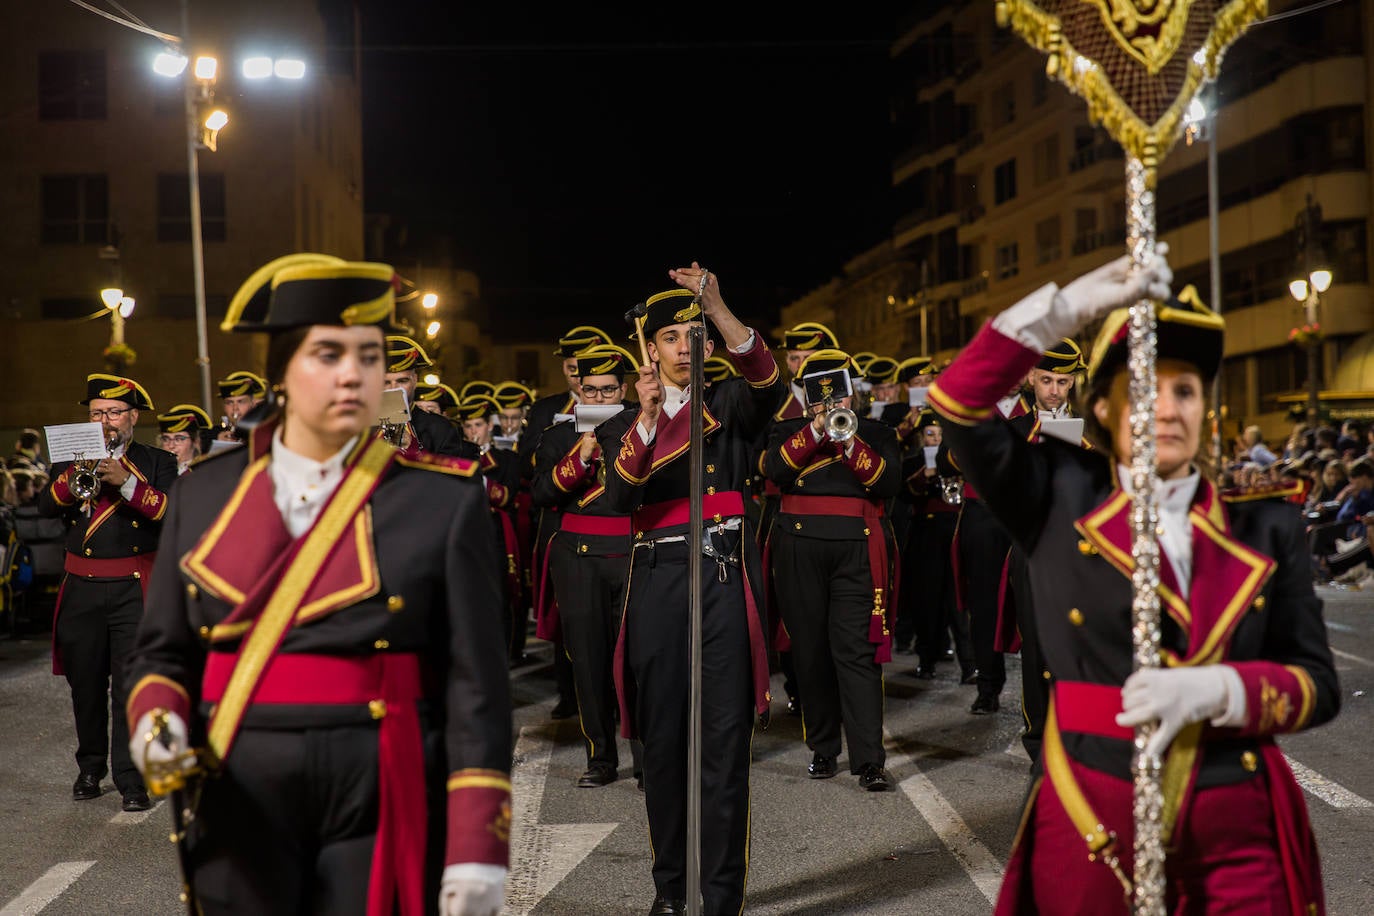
[215, 370, 267, 442]
[928, 250, 1338, 914]
[521, 326, 612, 719]
[601, 266, 782, 916]
[493, 381, 535, 440]
[385, 336, 473, 458]
[762, 349, 901, 790]
[493, 380, 538, 664]
[125, 255, 511, 916]
[531, 344, 641, 788]
[39, 373, 176, 812]
[414, 381, 460, 416]
[457, 394, 523, 657]
[158, 404, 212, 475]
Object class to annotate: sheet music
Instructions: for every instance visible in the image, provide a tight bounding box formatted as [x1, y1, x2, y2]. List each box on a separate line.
[45, 422, 108, 464]
[1039, 418, 1084, 445]
[574, 404, 623, 432]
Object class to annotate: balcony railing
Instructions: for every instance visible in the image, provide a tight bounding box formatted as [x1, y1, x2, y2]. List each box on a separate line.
[1068, 143, 1124, 173]
[1070, 227, 1128, 257]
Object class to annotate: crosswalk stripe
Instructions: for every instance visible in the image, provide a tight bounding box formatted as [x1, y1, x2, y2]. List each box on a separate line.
[0, 861, 96, 916]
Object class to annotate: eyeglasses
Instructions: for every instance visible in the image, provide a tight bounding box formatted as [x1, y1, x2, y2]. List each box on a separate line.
[581, 384, 622, 398]
[89, 407, 133, 421]
[160, 434, 192, 444]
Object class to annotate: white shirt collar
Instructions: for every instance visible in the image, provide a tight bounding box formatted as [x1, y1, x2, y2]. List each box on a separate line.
[662, 382, 692, 419]
[1116, 464, 1200, 597]
[270, 430, 359, 536]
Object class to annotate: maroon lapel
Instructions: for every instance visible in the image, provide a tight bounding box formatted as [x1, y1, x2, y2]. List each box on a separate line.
[648, 397, 721, 474]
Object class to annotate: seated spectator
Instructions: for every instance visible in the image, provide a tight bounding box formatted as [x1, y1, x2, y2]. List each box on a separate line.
[1336, 459, 1374, 539]
[1307, 460, 1349, 513]
[1282, 423, 1314, 461]
[1315, 426, 1339, 456]
[1338, 420, 1363, 460]
[1242, 424, 1278, 466]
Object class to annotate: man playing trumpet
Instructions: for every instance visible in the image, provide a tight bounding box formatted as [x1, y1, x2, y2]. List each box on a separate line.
[37, 373, 176, 811]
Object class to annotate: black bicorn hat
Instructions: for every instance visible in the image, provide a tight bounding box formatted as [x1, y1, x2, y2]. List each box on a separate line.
[157, 403, 211, 433]
[1036, 338, 1086, 374]
[1088, 285, 1224, 387]
[454, 394, 501, 421]
[217, 370, 267, 399]
[575, 344, 639, 381]
[81, 373, 154, 410]
[781, 321, 840, 352]
[633, 289, 703, 343]
[415, 382, 460, 414]
[222, 254, 397, 333]
[385, 336, 434, 373]
[556, 325, 613, 358]
[493, 381, 536, 409]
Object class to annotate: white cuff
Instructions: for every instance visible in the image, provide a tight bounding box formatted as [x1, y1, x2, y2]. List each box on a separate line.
[1209, 665, 1249, 728]
[989, 282, 1061, 352]
[118, 475, 139, 502]
[442, 863, 508, 885]
[730, 329, 757, 354]
[635, 422, 656, 446]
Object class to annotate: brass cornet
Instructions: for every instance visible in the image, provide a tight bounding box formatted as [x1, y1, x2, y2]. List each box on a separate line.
[71, 436, 115, 501]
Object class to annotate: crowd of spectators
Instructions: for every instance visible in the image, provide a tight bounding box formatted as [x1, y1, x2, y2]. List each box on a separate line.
[3, 429, 63, 631]
[1220, 418, 1374, 587]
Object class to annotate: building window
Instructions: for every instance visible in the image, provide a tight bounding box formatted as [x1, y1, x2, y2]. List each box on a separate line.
[1033, 135, 1060, 186]
[38, 50, 106, 120]
[156, 294, 229, 320]
[995, 243, 1020, 280]
[1032, 68, 1050, 107]
[994, 159, 1017, 205]
[41, 297, 98, 319]
[991, 82, 1015, 126]
[1035, 217, 1061, 265]
[514, 349, 541, 385]
[41, 174, 109, 244]
[157, 173, 227, 242]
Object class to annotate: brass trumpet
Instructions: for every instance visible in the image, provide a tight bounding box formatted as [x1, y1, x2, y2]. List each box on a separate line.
[823, 398, 858, 443]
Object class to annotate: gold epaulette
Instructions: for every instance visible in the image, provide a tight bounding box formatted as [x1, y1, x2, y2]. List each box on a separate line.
[1220, 481, 1304, 504]
[394, 452, 479, 477]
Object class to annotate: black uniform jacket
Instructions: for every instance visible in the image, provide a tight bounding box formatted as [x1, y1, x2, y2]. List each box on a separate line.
[39, 439, 178, 559]
[942, 421, 1340, 787]
[125, 420, 512, 862]
[763, 416, 902, 538]
[518, 391, 578, 477]
[411, 408, 477, 460]
[531, 411, 634, 522]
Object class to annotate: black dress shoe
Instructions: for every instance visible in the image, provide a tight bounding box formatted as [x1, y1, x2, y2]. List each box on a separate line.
[121, 787, 152, 812]
[915, 665, 936, 680]
[857, 764, 894, 792]
[550, 697, 578, 720]
[648, 895, 686, 915]
[72, 774, 101, 801]
[960, 667, 979, 685]
[807, 753, 837, 779]
[576, 765, 618, 788]
[970, 694, 1000, 715]
[786, 695, 802, 716]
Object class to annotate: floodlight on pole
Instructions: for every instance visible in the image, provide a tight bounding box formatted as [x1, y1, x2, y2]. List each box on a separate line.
[242, 56, 273, 79]
[203, 109, 229, 131]
[193, 55, 217, 80]
[274, 59, 307, 79]
[153, 51, 188, 77]
[426, 320, 441, 338]
[100, 287, 124, 309]
[1289, 279, 1309, 302]
[1311, 269, 1333, 293]
[421, 292, 439, 310]
[118, 297, 136, 318]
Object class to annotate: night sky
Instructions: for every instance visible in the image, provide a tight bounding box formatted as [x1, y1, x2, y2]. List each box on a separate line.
[356, 6, 894, 340]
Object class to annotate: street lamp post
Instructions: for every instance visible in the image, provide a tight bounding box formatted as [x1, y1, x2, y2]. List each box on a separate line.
[1185, 88, 1223, 466]
[1289, 268, 1333, 431]
[99, 287, 137, 374]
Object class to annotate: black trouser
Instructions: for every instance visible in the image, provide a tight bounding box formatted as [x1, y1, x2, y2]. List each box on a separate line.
[912, 510, 973, 673]
[957, 500, 1008, 699]
[1007, 546, 1049, 761]
[534, 515, 577, 703]
[550, 531, 630, 769]
[188, 724, 381, 915]
[771, 532, 884, 771]
[55, 574, 143, 791]
[758, 494, 800, 706]
[627, 538, 752, 915]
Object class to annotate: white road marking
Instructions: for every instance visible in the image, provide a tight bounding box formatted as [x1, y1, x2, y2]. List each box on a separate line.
[0, 861, 96, 916]
[886, 734, 1004, 905]
[1324, 620, 1355, 633]
[109, 799, 165, 825]
[504, 724, 617, 916]
[1286, 757, 1374, 809]
[1330, 647, 1374, 668]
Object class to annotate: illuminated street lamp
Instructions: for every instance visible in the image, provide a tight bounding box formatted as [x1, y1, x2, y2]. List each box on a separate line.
[1289, 267, 1333, 430]
[100, 289, 136, 373]
[426, 320, 442, 339]
[423, 372, 440, 386]
[421, 292, 439, 310]
[152, 28, 309, 414]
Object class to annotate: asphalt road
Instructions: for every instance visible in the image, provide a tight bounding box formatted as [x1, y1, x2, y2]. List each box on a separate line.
[2, 585, 1373, 915]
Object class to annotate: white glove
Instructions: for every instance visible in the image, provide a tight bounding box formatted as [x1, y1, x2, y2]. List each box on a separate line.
[129, 709, 193, 778]
[993, 243, 1173, 351]
[439, 863, 506, 916]
[1115, 664, 1246, 759]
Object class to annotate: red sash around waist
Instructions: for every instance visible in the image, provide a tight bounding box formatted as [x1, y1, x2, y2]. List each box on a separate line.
[64, 553, 156, 579]
[1054, 680, 1131, 741]
[777, 494, 894, 662]
[632, 490, 746, 536]
[559, 512, 633, 537]
[202, 652, 426, 916]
